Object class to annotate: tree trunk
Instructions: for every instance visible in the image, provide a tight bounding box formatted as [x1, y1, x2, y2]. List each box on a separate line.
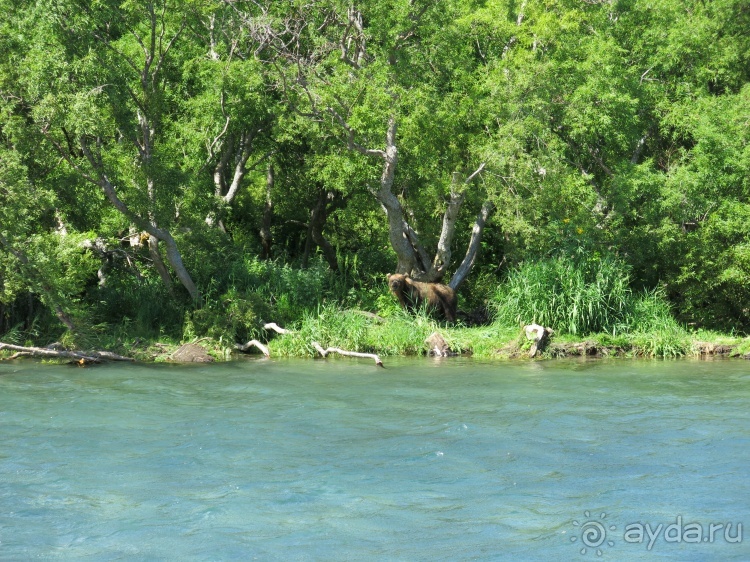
[310, 191, 339, 271]
[449, 200, 495, 291]
[429, 176, 465, 280]
[260, 162, 274, 259]
[40, 11, 200, 302]
[361, 118, 492, 285]
[302, 188, 343, 271]
[163, 233, 201, 302]
[208, 127, 272, 231]
[222, 131, 254, 204]
[370, 117, 423, 275]
[301, 220, 314, 269]
[70, 137, 202, 301]
[234, 1, 493, 286]
[148, 235, 174, 293]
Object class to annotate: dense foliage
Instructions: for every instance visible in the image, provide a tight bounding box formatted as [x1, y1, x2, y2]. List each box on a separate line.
[1, 0, 749, 349]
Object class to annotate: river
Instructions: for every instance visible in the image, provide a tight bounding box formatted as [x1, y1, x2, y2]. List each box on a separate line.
[1, 357, 748, 560]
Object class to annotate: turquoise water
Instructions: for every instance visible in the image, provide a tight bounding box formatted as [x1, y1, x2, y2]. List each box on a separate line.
[0, 357, 748, 561]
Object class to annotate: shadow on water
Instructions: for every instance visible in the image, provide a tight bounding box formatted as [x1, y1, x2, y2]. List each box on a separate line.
[0, 357, 748, 560]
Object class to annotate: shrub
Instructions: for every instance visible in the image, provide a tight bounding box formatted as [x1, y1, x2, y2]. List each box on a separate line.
[184, 288, 271, 344]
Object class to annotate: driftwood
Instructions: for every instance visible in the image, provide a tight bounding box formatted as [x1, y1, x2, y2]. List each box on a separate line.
[524, 324, 554, 358]
[0, 342, 134, 363]
[312, 341, 384, 367]
[235, 339, 270, 357]
[235, 321, 293, 357]
[262, 322, 293, 334]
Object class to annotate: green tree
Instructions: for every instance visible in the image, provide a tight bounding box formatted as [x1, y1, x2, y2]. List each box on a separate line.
[6, 0, 204, 300]
[232, 0, 496, 288]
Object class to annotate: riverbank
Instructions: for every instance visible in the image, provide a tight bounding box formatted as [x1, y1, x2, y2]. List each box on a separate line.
[4, 313, 747, 364]
[260, 309, 750, 361]
[3, 296, 750, 365]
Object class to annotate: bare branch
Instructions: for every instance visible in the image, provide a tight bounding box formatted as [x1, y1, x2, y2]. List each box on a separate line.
[340, 7, 366, 68]
[263, 322, 292, 334]
[393, 3, 431, 51]
[640, 66, 654, 84]
[588, 146, 614, 177]
[327, 107, 386, 157]
[465, 162, 486, 183]
[153, 17, 186, 80]
[204, 89, 232, 166]
[144, 3, 157, 80]
[46, 135, 100, 186]
[312, 342, 384, 367]
[235, 339, 270, 357]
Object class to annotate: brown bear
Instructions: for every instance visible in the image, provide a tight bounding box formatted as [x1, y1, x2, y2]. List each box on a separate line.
[387, 273, 457, 322]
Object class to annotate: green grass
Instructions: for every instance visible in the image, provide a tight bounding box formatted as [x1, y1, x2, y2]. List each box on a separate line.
[2, 254, 745, 362]
[492, 256, 633, 335]
[265, 315, 719, 360]
[730, 337, 750, 356]
[271, 305, 443, 358]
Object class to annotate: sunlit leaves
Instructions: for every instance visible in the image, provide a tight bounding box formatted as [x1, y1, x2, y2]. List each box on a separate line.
[1, 0, 749, 334]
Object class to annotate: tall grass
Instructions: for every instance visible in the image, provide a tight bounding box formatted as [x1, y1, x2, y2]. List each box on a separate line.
[627, 289, 691, 357]
[491, 256, 695, 357]
[182, 256, 384, 344]
[492, 257, 633, 335]
[66, 251, 386, 348]
[271, 304, 440, 357]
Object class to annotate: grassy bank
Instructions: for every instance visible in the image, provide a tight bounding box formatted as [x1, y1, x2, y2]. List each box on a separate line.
[255, 309, 750, 361]
[223, 255, 750, 361]
[2, 305, 749, 363]
[112, 304, 750, 362]
[2, 256, 750, 362]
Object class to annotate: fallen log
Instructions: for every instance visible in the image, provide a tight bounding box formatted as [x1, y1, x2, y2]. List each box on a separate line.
[235, 339, 271, 357]
[4, 352, 33, 360]
[93, 350, 137, 362]
[0, 342, 134, 363]
[262, 322, 293, 335]
[311, 341, 384, 368]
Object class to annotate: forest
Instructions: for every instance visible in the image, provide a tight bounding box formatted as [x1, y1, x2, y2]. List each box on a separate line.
[1, 0, 749, 359]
